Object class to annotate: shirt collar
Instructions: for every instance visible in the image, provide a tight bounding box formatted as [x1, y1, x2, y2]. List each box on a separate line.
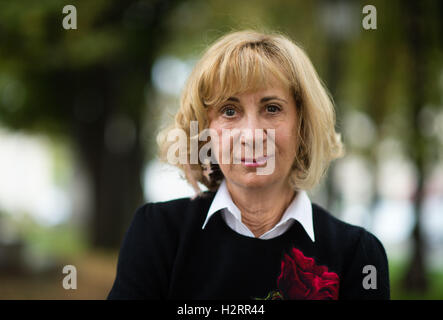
[201, 179, 315, 242]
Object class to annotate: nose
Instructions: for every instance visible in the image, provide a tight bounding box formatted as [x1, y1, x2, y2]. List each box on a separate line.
[238, 112, 267, 150]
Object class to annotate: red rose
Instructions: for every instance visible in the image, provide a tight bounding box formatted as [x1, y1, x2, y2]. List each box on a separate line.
[277, 248, 339, 300]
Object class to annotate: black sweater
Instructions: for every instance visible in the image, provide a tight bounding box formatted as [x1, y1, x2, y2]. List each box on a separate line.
[108, 191, 390, 300]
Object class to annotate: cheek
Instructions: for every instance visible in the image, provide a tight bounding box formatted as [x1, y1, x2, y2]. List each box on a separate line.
[275, 128, 297, 159]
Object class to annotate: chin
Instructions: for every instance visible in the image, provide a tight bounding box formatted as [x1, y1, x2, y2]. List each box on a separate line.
[231, 172, 280, 189]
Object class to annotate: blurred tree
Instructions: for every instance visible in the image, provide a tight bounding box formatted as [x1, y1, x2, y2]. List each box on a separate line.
[0, 0, 181, 249]
[336, 0, 442, 293]
[318, 0, 357, 213]
[353, 0, 402, 231]
[400, 0, 441, 293]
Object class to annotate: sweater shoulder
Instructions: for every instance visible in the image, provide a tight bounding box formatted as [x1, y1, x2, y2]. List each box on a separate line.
[310, 205, 390, 298]
[138, 191, 216, 233]
[311, 202, 384, 253]
[312, 202, 364, 234]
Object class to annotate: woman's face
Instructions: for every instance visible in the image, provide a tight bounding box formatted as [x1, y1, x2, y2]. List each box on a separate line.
[207, 83, 298, 190]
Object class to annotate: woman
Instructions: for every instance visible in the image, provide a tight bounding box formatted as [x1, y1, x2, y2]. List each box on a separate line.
[108, 30, 390, 300]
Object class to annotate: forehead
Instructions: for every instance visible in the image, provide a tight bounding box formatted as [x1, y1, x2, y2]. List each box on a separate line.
[230, 84, 291, 101]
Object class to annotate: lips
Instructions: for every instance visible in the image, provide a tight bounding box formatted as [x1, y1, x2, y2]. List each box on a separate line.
[241, 156, 270, 167]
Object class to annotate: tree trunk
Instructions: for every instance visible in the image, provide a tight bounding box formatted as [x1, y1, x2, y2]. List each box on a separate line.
[77, 117, 145, 249]
[324, 34, 345, 216]
[401, 0, 428, 293]
[72, 93, 146, 249]
[66, 0, 181, 250]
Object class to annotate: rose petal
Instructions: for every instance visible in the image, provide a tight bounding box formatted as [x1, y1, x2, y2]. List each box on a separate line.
[276, 247, 340, 300]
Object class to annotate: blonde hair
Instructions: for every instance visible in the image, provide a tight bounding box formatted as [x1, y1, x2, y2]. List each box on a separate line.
[157, 29, 344, 194]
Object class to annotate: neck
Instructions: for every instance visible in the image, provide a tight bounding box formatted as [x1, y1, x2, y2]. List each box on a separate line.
[225, 178, 296, 238]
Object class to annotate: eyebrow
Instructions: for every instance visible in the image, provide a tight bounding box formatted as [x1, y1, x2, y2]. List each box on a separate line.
[227, 96, 288, 104]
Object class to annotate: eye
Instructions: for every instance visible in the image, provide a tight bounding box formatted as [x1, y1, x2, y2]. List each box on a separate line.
[266, 104, 281, 113]
[221, 105, 237, 117]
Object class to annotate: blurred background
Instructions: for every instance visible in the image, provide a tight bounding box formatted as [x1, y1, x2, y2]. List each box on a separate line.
[0, 0, 442, 299]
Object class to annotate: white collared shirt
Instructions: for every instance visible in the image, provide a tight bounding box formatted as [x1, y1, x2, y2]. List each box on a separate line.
[201, 179, 315, 242]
